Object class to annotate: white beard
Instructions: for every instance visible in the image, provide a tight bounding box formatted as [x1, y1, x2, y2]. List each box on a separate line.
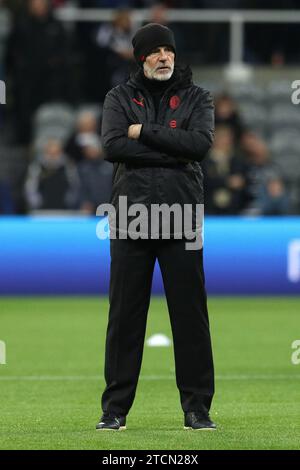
[143, 62, 174, 81]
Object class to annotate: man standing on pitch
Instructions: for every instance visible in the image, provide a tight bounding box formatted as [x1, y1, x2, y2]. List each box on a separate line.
[96, 23, 216, 431]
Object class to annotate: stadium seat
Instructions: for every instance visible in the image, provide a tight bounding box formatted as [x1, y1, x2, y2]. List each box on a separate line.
[195, 81, 222, 98]
[266, 79, 294, 103]
[33, 125, 72, 152]
[272, 153, 300, 181]
[33, 103, 75, 135]
[268, 103, 300, 131]
[33, 103, 75, 152]
[269, 129, 300, 155]
[238, 102, 267, 132]
[228, 82, 265, 104]
[289, 181, 300, 213]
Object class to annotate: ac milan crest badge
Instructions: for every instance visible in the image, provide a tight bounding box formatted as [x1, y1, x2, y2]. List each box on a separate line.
[169, 95, 180, 110]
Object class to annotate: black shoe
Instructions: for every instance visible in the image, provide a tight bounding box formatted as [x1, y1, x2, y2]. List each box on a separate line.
[96, 413, 126, 431]
[184, 410, 216, 431]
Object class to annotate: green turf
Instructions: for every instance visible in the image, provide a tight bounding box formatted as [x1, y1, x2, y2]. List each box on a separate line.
[0, 296, 300, 450]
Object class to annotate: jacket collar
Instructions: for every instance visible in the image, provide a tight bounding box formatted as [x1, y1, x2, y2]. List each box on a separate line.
[127, 64, 193, 93]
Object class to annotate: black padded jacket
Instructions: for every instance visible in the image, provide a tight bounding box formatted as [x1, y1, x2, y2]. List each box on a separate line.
[101, 65, 214, 238]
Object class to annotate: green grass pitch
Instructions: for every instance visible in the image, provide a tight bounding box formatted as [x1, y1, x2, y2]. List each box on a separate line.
[0, 296, 300, 450]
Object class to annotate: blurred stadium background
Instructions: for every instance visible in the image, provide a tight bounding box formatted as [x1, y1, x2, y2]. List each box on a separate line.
[0, 0, 300, 450]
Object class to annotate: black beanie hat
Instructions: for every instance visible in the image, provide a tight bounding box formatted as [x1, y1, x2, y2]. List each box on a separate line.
[132, 23, 176, 65]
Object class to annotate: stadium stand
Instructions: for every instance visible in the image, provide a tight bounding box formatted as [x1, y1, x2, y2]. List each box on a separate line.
[0, 2, 300, 215]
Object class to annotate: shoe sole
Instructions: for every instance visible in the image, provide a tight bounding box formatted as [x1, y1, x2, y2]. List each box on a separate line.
[96, 426, 127, 431]
[184, 426, 216, 431]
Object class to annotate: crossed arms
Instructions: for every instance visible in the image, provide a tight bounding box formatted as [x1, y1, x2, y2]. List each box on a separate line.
[101, 89, 214, 165]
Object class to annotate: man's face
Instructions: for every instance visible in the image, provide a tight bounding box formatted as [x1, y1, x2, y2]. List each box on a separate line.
[143, 46, 175, 81]
[29, 0, 49, 18]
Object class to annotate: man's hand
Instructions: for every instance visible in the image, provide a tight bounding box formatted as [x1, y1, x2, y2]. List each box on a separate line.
[128, 124, 142, 140]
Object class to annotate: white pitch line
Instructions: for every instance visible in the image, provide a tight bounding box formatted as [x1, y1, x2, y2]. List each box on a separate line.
[0, 374, 299, 381]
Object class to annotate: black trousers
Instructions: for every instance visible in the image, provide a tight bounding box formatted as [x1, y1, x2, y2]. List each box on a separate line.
[101, 237, 214, 416]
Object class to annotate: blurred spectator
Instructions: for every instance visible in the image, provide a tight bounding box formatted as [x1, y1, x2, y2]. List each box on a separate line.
[240, 131, 287, 213]
[148, 2, 169, 24]
[215, 93, 245, 144]
[78, 139, 113, 214]
[25, 139, 79, 211]
[244, 0, 300, 65]
[65, 110, 101, 163]
[0, 0, 11, 76]
[64, 109, 113, 214]
[255, 175, 290, 215]
[6, 0, 69, 143]
[179, 2, 230, 64]
[145, 2, 184, 57]
[0, 179, 14, 214]
[95, 8, 135, 89]
[202, 125, 249, 215]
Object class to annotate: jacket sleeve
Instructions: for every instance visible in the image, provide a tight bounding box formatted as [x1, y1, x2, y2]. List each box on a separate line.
[139, 89, 214, 162]
[101, 89, 180, 165]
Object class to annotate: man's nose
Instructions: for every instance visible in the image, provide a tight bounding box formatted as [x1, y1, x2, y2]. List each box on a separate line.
[158, 51, 168, 61]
